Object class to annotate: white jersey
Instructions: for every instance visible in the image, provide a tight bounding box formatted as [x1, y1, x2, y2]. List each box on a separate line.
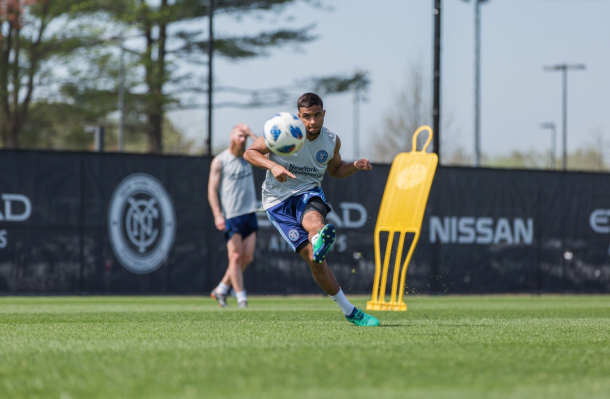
[262, 126, 336, 209]
[216, 150, 258, 219]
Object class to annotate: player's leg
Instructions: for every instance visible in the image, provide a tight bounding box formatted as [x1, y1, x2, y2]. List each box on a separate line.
[300, 209, 379, 327]
[238, 213, 258, 272]
[226, 234, 247, 307]
[240, 232, 256, 272]
[301, 199, 335, 263]
[298, 243, 340, 295]
[214, 230, 255, 299]
[211, 213, 257, 306]
[211, 221, 235, 307]
[298, 242, 379, 327]
[232, 232, 256, 308]
[267, 196, 379, 326]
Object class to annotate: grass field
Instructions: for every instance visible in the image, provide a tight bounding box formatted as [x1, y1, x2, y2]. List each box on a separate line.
[1, 295, 609, 399]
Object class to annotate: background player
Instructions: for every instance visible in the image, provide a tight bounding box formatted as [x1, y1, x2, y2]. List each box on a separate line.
[244, 93, 380, 326]
[208, 123, 258, 308]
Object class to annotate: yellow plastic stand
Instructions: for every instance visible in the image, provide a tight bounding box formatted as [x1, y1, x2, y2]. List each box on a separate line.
[366, 126, 438, 311]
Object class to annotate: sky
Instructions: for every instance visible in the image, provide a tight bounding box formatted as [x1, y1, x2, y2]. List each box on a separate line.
[168, 0, 610, 163]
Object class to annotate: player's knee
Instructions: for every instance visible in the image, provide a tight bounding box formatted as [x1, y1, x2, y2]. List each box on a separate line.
[230, 252, 241, 265]
[303, 211, 324, 228]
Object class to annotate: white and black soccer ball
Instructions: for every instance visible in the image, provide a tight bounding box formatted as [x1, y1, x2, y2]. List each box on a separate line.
[263, 112, 306, 156]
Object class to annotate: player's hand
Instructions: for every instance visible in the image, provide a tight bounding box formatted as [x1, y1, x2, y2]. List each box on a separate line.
[214, 215, 226, 231]
[270, 164, 296, 183]
[244, 126, 257, 140]
[354, 159, 372, 171]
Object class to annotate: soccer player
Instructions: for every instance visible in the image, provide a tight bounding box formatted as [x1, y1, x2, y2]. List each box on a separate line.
[244, 93, 380, 326]
[208, 123, 259, 308]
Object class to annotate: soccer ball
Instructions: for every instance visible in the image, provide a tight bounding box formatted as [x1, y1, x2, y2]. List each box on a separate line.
[263, 112, 306, 156]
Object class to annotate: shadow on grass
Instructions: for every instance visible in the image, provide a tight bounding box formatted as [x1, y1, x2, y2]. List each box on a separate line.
[439, 324, 489, 327]
[377, 323, 489, 329]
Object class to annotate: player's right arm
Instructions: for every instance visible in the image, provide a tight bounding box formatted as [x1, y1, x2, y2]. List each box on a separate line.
[244, 137, 296, 183]
[207, 158, 226, 231]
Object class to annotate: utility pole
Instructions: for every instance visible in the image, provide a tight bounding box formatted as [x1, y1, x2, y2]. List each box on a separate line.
[432, 0, 441, 162]
[540, 123, 556, 169]
[85, 126, 105, 152]
[353, 90, 360, 160]
[206, 0, 214, 156]
[95, 126, 105, 152]
[118, 34, 126, 153]
[544, 63, 586, 171]
[473, 0, 488, 167]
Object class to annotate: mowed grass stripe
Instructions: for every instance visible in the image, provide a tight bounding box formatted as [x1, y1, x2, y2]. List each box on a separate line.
[1, 296, 609, 399]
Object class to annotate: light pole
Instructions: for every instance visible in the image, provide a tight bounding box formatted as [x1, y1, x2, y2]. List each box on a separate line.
[206, 0, 214, 156]
[353, 89, 360, 160]
[544, 63, 586, 171]
[432, 0, 441, 162]
[104, 33, 138, 152]
[85, 126, 105, 152]
[473, 0, 489, 167]
[118, 35, 126, 153]
[540, 123, 556, 169]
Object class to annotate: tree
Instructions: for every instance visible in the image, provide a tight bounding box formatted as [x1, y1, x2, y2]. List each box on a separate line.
[482, 127, 609, 172]
[76, 0, 318, 153]
[371, 62, 468, 164]
[19, 100, 195, 153]
[0, 0, 94, 148]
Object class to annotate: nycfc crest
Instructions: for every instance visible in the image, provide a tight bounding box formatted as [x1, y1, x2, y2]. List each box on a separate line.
[288, 229, 299, 241]
[108, 174, 176, 274]
[316, 150, 328, 162]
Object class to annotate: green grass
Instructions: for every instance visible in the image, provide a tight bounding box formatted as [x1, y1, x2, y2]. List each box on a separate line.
[1, 295, 609, 399]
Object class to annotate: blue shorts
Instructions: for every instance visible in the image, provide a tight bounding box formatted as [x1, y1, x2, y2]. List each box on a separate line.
[266, 187, 331, 252]
[225, 213, 259, 242]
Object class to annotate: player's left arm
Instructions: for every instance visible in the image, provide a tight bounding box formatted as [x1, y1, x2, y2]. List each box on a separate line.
[327, 135, 372, 178]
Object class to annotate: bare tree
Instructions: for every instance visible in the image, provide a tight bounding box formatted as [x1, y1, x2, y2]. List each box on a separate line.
[371, 62, 468, 164]
[372, 62, 428, 163]
[567, 125, 608, 172]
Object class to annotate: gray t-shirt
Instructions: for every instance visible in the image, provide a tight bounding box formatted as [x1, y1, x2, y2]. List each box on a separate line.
[216, 150, 258, 219]
[262, 126, 336, 209]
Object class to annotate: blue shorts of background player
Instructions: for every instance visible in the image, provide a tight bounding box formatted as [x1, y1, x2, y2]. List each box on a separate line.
[224, 212, 259, 242]
[266, 187, 332, 253]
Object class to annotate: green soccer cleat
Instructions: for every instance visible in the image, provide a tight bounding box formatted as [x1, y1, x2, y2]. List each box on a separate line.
[345, 308, 380, 327]
[312, 224, 336, 263]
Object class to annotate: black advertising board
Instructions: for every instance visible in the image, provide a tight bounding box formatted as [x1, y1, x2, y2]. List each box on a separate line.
[0, 150, 608, 294]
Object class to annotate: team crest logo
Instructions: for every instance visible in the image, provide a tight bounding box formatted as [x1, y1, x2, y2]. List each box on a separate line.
[288, 229, 300, 241]
[108, 174, 176, 274]
[316, 150, 328, 162]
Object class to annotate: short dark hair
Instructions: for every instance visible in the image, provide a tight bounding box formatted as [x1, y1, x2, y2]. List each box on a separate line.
[297, 93, 323, 110]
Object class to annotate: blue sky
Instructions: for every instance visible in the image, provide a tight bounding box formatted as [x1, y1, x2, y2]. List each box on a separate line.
[168, 0, 610, 162]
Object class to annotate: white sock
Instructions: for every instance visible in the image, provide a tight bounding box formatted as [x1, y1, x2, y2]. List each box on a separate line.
[236, 291, 247, 303]
[311, 233, 319, 246]
[330, 289, 355, 316]
[216, 282, 230, 295]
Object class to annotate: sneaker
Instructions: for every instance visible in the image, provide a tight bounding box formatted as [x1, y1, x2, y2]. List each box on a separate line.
[345, 307, 380, 327]
[313, 224, 336, 263]
[210, 289, 228, 307]
[238, 300, 248, 308]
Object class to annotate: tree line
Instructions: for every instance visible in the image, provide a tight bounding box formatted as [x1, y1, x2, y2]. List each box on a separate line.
[0, 0, 319, 153]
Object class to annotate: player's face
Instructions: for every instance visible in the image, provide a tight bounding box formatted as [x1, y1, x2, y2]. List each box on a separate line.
[298, 105, 325, 137]
[231, 130, 248, 149]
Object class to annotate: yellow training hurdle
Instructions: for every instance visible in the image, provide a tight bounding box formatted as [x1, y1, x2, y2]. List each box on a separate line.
[366, 126, 438, 311]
